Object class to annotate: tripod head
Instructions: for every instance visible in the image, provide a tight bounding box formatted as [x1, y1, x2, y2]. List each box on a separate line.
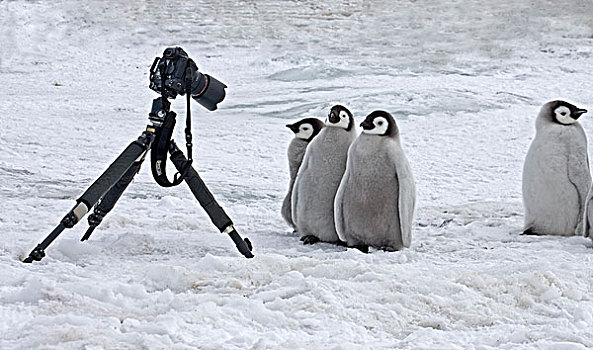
[148, 97, 172, 127]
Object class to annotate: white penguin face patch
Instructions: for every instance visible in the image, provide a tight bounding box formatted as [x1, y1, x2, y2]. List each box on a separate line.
[362, 117, 389, 135]
[554, 106, 578, 125]
[295, 123, 314, 140]
[327, 111, 351, 129]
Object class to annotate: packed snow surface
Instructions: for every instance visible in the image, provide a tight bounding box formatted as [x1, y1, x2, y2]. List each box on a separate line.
[1, 0, 593, 349]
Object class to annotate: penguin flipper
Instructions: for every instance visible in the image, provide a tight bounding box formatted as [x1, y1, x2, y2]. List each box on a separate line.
[568, 136, 592, 233]
[291, 150, 312, 228]
[281, 192, 295, 228]
[396, 159, 416, 248]
[291, 175, 302, 228]
[334, 168, 349, 242]
[583, 190, 593, 238]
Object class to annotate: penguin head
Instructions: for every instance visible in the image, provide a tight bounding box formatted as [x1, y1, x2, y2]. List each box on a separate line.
[360, 110, 399, 137]
[326, 105, 354, 131]
[286, 118, 325, 141]
[543, 100, 588, 125]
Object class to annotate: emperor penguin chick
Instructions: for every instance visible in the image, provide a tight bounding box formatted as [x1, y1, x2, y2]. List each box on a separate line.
[292, 105, 357, 244]
[335, 111, 416, 251]
[522, 100, 590, 236]
[281, 118, 325, 228]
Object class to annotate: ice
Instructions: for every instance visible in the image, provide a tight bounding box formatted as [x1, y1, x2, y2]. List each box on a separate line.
[2, 0, 593, 348]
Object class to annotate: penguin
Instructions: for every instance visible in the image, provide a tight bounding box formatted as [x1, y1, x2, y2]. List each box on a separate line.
[292, 105, 357, 245]
[522, 100, 590, 236]
[334, 110, 416, 252]
[281, 118, 325, 229]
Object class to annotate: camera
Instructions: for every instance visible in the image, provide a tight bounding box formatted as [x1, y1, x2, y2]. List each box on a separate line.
[149, 47, 227, 111]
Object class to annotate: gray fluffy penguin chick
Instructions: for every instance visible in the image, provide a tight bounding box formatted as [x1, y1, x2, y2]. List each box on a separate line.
[281, 118, 325, 228]
[522, 100, 590, 236]
[335, 111, 415, 252]
[292, 105, 357, 245]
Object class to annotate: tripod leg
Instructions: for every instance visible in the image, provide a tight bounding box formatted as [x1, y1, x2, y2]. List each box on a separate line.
[23, 132, 154, 263]
[81, 155, 146, 241]
[168, 142, 254, 258]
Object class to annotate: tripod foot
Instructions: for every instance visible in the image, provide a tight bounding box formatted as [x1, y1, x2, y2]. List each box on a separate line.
[81, 227, 97, 241]
[81, 212, 103, 241]
[23, 245, 46, 263]
[227, 228, 254, 258]
[244, 237, 253, 252]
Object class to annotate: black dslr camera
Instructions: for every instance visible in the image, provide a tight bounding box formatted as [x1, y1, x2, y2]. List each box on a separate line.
[149, 47, 227, 111]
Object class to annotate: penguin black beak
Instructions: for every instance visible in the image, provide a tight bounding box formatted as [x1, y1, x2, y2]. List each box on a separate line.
[360, 120, 373, 130]
[328, 113, 340, 124]
[286, 124, 299, 133]
[573, 109, 588, 119]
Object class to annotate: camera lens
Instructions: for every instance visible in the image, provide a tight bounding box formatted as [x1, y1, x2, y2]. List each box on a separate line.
[191, 72, 227, 111]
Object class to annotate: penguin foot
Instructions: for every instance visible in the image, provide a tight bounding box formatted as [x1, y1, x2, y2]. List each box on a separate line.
[378, 246, 397, 252]
[350, 244, 369, 253]
[301, 235, 320, 245]
[335, 240, 348, 247]
[522, 228, 539, 235]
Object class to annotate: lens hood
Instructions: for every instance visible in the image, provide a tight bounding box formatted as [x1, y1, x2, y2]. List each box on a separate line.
[193, 75, 227, 111]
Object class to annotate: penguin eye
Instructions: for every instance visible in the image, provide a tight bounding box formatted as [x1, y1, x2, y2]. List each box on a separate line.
[302, 127, 309, 131]
[555, 106, 571, 117]
[377, 121, 384, 126]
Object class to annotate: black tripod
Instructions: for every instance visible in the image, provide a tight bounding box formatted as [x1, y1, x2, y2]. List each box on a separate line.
[23, 97, 254, 263]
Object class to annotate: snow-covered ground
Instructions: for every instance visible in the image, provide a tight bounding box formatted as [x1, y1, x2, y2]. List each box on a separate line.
[1, 0, 593, 348]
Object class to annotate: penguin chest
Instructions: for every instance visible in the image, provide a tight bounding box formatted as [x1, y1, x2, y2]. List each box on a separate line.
[525, 129, 585, 188]
[342, 140, 401, 242]
[524, 140, 570, 202]
[302, 130, 353, 188]
[349, 148, 398, 204]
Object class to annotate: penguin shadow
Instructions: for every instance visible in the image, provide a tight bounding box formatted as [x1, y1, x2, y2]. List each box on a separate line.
[298, 235, 374, 253]
[295, 233, 404, 254]
[295, 239, 350, 253]
[515, 229, 593, 248]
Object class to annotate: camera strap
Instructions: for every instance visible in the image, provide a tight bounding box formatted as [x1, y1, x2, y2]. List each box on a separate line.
[149, 62, 194, 188]
[185, 75, 193, 165]
[150, 111, 182, 187]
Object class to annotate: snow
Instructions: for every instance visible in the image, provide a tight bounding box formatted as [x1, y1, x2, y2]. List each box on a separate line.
[1, 0, 593, 348]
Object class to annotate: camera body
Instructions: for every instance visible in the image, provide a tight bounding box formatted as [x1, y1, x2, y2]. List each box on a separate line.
[149, 47, 227, 111]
